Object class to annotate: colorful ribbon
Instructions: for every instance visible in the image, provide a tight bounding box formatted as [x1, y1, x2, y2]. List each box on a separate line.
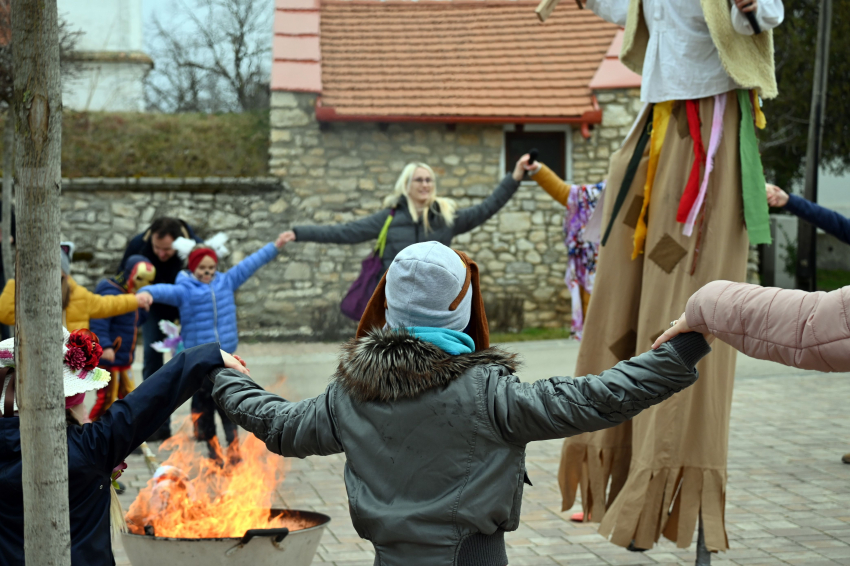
[683, 93, 727, 237]
[738, 89, 772, 245]
[751, 89, 766, 130]
[632, 100, 674, 259]
[676, 100, 706, 223]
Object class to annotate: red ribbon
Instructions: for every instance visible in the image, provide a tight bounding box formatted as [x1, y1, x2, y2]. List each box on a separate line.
[676, 100, 706, 223]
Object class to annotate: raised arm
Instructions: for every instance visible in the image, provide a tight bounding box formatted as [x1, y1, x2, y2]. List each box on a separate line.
[490, 333, 709, 445]
[292, 208, 392, 245]
[685, 280, 850, 373]
[452, 175, 521, 235]
[530, 163, 570, 207]
[222, 242, 279, 290]
[212, 369, 343, 458]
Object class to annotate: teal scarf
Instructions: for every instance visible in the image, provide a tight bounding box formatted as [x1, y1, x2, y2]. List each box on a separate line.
[406, 327, 474, 355]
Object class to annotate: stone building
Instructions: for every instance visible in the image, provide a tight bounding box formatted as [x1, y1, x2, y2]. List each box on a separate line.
[266, 0, 643, 339]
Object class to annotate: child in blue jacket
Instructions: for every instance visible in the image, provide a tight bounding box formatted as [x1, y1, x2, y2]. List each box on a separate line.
[89, 255, 156, 421]
[140, 234, 286, 455]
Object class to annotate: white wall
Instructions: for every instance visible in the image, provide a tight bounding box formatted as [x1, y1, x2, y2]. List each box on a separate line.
[59, 0, 149, 112]
[63, 61, 148, 112]
[59, 0, 143, 52]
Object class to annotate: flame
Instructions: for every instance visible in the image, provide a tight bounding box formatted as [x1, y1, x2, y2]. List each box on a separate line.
[126, 421, 306, 538]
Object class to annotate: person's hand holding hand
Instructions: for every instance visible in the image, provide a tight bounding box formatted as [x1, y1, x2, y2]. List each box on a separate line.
[652, 312, 715, 350]
[276, 231, 296, 249]
[734, 0, 757, 12]
[766, 183, 789, 208]
[101, 348, 115, 363]
[220, 350, 250, 377]
[513, 154, 532, 181]
[136, 291, 153, 311]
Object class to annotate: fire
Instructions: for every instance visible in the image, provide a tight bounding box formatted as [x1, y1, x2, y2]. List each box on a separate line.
[126, 422, 306, 538]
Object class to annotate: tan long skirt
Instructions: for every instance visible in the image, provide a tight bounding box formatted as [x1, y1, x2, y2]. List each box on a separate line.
[558, 93, 749, 552]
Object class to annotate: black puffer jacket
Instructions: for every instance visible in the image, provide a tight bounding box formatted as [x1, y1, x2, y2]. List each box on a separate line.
[211, 330, 709, 566]
[292, 175, 520, 270]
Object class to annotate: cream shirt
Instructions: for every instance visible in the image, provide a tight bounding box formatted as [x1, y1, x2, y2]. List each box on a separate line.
[586, 0, 784, 102]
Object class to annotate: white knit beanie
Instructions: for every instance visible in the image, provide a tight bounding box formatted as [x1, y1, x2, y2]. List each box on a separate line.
[384, 241, 472, 331]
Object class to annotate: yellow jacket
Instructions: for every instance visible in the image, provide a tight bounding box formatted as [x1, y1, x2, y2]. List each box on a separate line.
[619, 0, 777, 99]
[0, 276, 138, 331]
[531, 163, 570, 206]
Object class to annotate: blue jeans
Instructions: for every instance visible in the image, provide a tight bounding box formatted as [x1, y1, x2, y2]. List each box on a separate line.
[142, 313, 171, 439]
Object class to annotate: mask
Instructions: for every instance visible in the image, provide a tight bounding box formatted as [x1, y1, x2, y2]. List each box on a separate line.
[130, 262, 156, 291]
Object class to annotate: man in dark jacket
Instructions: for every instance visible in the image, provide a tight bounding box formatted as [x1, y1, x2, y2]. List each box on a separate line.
[210, 242, 712, 565]
[119, 217, 201, 440]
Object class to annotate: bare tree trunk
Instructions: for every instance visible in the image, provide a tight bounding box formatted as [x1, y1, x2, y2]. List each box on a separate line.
[3, 113, 14, 289]
[11, 0, 70, 564]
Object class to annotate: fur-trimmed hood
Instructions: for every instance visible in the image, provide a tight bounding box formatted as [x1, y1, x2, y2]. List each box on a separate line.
[334, 328, 519, 402]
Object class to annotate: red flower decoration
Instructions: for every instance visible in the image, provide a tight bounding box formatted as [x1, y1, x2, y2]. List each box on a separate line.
[65, 329, 102, 372]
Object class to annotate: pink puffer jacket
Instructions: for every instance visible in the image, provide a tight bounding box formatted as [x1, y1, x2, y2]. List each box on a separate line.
[686, 280, 850, 373]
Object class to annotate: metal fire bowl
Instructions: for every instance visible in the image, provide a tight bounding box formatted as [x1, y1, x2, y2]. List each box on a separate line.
[122, 509, 331, 566]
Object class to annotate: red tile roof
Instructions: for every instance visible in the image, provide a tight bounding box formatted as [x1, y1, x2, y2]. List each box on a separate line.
[312, 0, 619, 123]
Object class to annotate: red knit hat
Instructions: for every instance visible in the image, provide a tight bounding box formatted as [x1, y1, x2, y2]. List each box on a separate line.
[187, 248, 218, 272]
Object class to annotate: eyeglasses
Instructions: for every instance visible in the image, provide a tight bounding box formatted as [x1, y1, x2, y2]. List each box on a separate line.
[412, 177, 433, 185]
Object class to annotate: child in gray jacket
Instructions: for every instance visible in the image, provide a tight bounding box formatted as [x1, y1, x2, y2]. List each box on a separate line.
[210, 242, 711, 566]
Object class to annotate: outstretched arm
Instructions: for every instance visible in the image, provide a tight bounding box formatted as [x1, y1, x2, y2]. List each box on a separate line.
[143, 282, 183, 308]
[530, 163, 570, 207]
[491, 333, 710, 445]
[79, 343, 226, 471]
[656, 281, 850, 373]
[292, 209, 392, 245]
[785, 194, 850, 246]
[222, 242, 279, 290]
[212, 369, 344, 458]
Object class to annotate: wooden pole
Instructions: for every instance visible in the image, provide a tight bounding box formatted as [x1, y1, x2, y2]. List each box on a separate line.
[10, 0, 70, 563]
[796, 0, 832, 291]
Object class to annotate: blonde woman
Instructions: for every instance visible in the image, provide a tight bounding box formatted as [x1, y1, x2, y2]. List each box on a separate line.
[279, 157, 528, 272]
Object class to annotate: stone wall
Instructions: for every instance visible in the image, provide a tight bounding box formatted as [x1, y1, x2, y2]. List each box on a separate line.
[59, 177, 299, 341]
[267, 88, 643, 339]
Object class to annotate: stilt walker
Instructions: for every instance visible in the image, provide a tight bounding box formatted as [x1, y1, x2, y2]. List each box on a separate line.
[535, 0, 785, 559]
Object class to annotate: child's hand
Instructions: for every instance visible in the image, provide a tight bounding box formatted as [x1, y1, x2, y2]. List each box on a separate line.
[734, 0, 757, 13]
[101, 348, 115, 362]
[275, 231, 296, 249]
[136, 292, 153, 310]
[221, 350, 250, 376]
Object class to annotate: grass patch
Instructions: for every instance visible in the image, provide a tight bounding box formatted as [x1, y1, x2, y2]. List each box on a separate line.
[490, 327, 571, 343]
[817, 269, 850, 292]
[0, 110, 270, 178]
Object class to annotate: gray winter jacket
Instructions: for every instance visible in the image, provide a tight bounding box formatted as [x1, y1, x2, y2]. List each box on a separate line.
[211, 330, 710, 566]
[292, 175, 521, 271]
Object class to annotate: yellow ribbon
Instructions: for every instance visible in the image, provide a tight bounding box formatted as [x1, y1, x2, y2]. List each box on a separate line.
[751, 90, 766, 130]
[632, 100, 674, 259]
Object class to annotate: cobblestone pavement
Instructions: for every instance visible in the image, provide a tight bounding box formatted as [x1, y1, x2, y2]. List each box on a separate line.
[112, 340, 850, 566]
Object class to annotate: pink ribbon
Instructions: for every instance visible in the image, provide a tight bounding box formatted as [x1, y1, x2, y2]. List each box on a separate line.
[683, 93, 727, 236]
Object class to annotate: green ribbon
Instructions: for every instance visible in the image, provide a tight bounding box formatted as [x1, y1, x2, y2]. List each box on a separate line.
[738, 90, 772, 245]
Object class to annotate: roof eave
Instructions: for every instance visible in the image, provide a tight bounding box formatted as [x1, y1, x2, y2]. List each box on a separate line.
[314, 100, 603, 130]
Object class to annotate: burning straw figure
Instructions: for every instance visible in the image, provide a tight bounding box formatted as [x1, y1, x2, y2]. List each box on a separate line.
[542, 0, 785, 557]
[210, 241, 714, 565]
[0, 328, 247, 565]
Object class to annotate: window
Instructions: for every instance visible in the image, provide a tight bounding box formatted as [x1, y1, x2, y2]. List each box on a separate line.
[504, 127, 570, 181]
